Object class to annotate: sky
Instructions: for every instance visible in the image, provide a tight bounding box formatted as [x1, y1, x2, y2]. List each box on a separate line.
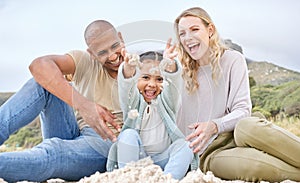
[0, 0, 300, 92]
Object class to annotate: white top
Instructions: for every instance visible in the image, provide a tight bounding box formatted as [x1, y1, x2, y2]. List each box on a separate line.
[139, 104, 171, 156]
[177, 49, 252, 154]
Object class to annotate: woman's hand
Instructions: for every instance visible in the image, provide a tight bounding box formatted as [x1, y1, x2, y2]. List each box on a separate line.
[186, 121, 218, 153]
[163, 38, 178, 60]
[161, 38, 178, 73]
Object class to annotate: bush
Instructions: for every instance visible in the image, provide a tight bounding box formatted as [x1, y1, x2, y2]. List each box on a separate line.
[284, 102, 300, 117]
[249, 76, 256, 88]
[4, 126, 42, 149]
[250, 80, 300, 118]
[252, 106, 271, 118]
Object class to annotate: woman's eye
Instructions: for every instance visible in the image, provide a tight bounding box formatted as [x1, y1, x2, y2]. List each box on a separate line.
[179, 32, 185, 37]
[192, 28, 199, 32]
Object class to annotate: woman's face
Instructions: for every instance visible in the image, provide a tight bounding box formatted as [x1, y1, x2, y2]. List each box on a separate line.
[178, 16, 211, 60]
[137, 59, 163, 103]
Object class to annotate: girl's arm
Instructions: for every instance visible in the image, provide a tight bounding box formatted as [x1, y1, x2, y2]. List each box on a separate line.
[160, 38, 182, 114]
[118, 50, 141, 127]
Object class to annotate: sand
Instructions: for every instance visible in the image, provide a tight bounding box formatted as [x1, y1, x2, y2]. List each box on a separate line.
[0, 157, 298, 183]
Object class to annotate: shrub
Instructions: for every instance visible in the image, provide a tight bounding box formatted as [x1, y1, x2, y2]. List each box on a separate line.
[4, 126, 42, 149]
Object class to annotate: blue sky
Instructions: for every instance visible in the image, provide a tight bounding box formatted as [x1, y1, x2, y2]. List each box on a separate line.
[1, 0, 300, 92]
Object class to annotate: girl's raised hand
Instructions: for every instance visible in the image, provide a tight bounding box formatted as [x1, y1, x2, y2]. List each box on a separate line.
[121, 48, 139, 67]
[121, 48, 139, 78]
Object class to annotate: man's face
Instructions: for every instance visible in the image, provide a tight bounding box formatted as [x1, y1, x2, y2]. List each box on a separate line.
[88, 29, 124, 76]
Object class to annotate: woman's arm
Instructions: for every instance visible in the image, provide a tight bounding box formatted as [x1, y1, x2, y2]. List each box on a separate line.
[212, 53, 252, 134]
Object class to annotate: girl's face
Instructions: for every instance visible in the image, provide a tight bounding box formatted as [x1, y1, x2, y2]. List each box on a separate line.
[178, 16, 212, 60]
[137, 59, 163, 103]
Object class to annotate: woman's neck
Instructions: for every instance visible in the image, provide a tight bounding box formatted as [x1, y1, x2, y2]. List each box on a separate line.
[197, 51, 210, 66]
[198, 59, 209, 66]
[197, 55, 210, 66]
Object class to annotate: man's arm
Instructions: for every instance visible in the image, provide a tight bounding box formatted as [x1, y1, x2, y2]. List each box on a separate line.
[29, 54, 76, 106]
[29, 54, 120, 141]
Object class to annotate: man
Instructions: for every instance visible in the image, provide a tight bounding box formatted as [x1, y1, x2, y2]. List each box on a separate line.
[0, 20, 124, 182]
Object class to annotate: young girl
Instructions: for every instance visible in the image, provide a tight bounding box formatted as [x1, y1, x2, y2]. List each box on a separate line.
[106, 40, 197, 180]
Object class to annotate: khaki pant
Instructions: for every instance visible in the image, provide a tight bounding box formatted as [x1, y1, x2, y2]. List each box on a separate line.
[200, 117, 300, 182]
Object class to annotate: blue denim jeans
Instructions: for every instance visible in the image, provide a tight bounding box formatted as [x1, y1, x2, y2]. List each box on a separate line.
[0, 78, 112, 182]
[117, 129, 193, 180]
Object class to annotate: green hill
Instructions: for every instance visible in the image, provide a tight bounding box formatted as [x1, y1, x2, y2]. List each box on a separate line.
[251, 80, 300, 118]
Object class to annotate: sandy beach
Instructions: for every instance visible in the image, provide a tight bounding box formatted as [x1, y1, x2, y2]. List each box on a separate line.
[1, 157, 298, 183]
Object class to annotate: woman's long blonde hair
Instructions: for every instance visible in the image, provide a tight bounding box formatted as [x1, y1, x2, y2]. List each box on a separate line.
[174, 7, 227, 93]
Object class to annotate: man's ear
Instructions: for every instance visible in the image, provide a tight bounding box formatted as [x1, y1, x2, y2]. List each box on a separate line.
[118, 32, 124, 43]
[87, 48, 95, 60]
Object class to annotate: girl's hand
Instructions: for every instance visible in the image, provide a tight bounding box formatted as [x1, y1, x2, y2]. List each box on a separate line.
[186, 121, 218, 153]
[121, 48, 139, 78]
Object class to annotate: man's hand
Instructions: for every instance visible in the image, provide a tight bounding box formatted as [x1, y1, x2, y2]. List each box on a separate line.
[76, 97, 120, 142]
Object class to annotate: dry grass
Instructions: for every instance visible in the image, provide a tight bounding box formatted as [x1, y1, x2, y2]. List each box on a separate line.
[272, 116, 300, 137]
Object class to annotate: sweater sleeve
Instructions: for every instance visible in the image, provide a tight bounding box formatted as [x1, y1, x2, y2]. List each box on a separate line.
[117, 62, 141, 129]
[160, 59, 183, 116]
[213, 53, 252, 133]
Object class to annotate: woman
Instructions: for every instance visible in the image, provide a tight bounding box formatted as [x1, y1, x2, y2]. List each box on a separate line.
[175, 7, 300, 182]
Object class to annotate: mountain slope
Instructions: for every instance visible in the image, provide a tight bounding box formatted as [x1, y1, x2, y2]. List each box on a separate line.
[224, 39, 300, 86]
[248, 61, 300, 86]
